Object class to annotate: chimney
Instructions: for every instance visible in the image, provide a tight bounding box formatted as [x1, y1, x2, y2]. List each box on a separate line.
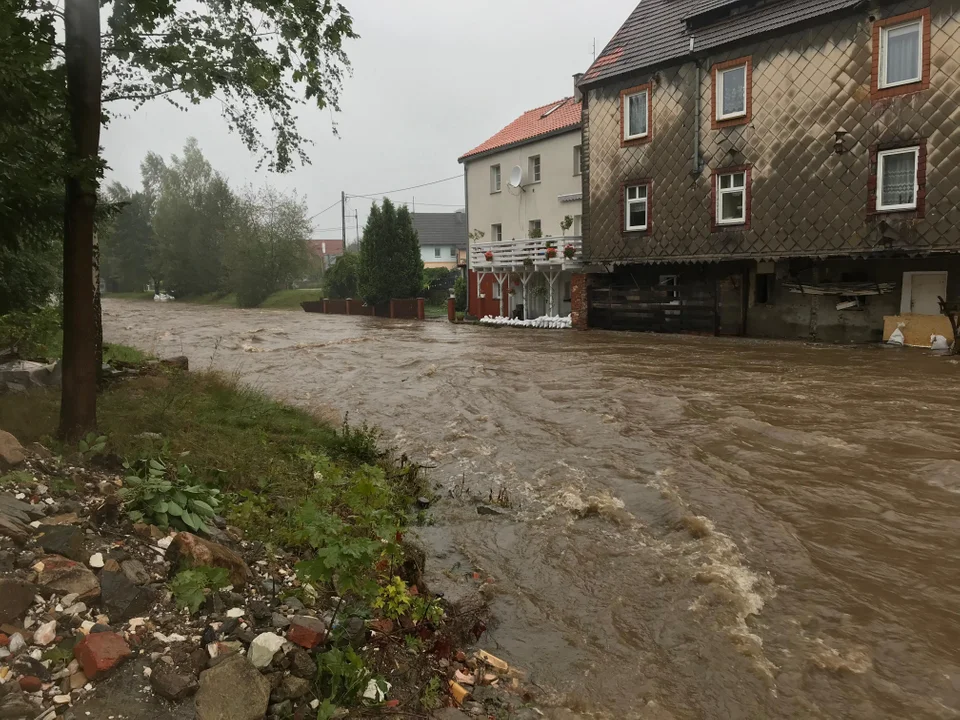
[573, 73, 583, 103]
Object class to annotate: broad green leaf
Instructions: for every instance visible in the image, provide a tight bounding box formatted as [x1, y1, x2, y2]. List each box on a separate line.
[190, 499, 215, 517]
[167, 501, 183, 517]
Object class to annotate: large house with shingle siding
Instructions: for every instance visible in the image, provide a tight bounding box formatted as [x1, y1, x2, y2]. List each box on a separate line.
[576, 0, 960, 345]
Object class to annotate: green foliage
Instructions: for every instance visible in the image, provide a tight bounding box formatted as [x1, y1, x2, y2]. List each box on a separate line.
[357, 199, 424, 305]
[119, 456, 222, 533]
[0, 307, 61, 360]
[226, 187, 310, 308]
[373, 576, 412, 620]
[423, 267, 458, 305]
[169, 566, 230, 613]
[101, 184, 156, 293]
[322, 252, 360, 299]
[529, 227, 543, 239]
[420, 676, 443, 710]
[453, 275, 467, 312]
[0, 242, 62, 315]
[294, 454, 406, 602]
[560, 215, 574, 236]
[315, 647, 385, 708]
[77, 433, 107, 458]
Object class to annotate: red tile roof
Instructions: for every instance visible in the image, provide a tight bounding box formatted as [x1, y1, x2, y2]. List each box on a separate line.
[458, 97, 582, 162]
[306, 239, 344, 257]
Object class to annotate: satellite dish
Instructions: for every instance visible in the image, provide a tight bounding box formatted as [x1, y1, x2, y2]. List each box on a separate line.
[508, 165, 523, 189]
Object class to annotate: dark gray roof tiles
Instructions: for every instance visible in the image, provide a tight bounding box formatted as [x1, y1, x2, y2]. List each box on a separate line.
[411, 212, 467, 247]
[581, 0, 863, 86]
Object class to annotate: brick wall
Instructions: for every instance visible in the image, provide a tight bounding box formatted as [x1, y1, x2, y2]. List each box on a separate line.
[571, 273, 589, 329]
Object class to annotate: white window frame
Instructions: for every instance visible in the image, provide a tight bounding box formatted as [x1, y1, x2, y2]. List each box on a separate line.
[449, 246, 457, 258]
[716, 64, 748, 121]
[876, 146, 919, 212]
[573, 145, 582, 176]
[529, 155, 541, 183]
[529, 219, 541, 236]
[716, 171, 747, 225]
[434, 247, 441, 258]
[573, 215, 582, 236]
[490, 164, 501, 193]
[879, 19, 923, 89]
[623, 89, 649, 141]
[624, 185, 648, 232]
[491, 223, 502, 243]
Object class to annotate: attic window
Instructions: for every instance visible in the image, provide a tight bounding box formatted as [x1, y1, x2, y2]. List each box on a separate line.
[541, 101, 566, 119]
[685, 0, 784, 31]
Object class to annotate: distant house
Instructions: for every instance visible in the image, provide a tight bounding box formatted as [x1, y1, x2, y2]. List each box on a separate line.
[411, 212, 467, 270]
[306, 238, 345, 270]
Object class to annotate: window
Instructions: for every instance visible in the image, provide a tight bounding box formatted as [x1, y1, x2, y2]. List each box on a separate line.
[877, 146, 919, 211]
[491, 164, 501, 193]
[573, 215, 582, 236]
[562, 281, 571, 303]
[872, 10, 930, 100]
[755, 273, 773, 304]
[880, 20, 922, 88]
[450, 247, 457, 258]
[573, 145, 582, 176]
[623, 89, 649, 140]
[624, 184, 648, 231]
[659, 274, 679, 303]
[529, 219, 541, 237]
[491, 223, 502, 243]
[716, 171, 747, 225]
[529, 155, 541, 183]
[717, 64, 747, 120]
[434, 247, 441, 258]
[491, 282, 501, 300]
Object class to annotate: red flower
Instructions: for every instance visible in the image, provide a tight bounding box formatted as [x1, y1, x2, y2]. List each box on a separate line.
[484, 250, 494, 261]
[544, 247, 558, 259]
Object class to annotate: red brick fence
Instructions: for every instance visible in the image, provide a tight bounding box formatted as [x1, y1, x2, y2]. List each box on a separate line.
[301, 298, 425, 320]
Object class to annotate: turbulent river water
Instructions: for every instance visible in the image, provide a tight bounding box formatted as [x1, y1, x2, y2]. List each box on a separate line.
[102, 299, 960, 720]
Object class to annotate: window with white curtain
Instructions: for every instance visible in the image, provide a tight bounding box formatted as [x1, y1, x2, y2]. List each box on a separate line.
[625, 185, 648, 231]
[716, 171, 747, 224]
[717, 64, 747, 120]
[880, 20, 922, 88]
[877, 147, 919, 211]
[491, 223, 502, 243]
[624, 89, 649, 140]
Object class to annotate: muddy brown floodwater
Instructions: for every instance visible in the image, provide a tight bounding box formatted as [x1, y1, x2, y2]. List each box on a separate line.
[102, 299, 960, 720]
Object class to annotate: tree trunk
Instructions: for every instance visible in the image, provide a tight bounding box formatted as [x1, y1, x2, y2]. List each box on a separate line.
[60, 0, 102, 439]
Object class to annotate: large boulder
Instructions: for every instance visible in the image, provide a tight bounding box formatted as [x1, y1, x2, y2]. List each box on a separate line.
[195, 654, 270, 720]
[37, 555, 100, 600]
[0, 430, 26, 470]
[166, 532, 251, 587]
[0, 579, 38, 623]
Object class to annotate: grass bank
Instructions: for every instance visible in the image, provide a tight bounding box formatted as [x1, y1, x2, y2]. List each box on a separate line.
[106, 288, 324, 311]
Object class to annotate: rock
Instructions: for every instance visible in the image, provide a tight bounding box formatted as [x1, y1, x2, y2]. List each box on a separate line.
[12, 654, 50, 682]
[68, 671, 87, 691]
[39, 513, 79, 527]
[476, 505, 506, 516]
[166, 533, 251, 587]
[0, 691, 36, 719]
[195, 654, 271, 720]
[62, 602, 86, 617]
[270, 614, 290, 629]
[0, 579, 38, 624]
[269, 699, 293, 718]
[25, 443, 52, 460]
[0, 514, 31, 544]
[37, 526, 85, 562]
[433, 711, 470, 720]
[37, 555, 100, 600]
[73, 632, 131, 679]
[225, 608, 244, 619]
[287, 616, 326, 650]
[99, 569, 156, 621]
[120, 559, 150, 586]
[247, 600, 271, 622]
[287, 648, 315, 679]
[248, 632, 285, 669]
[160, 356, 189, 371]
[7, 632, 26, 653]
[88, 553, 104, 569]
[32, 620, 57, 646]
[282, 597, 304, 612]
[14, 552, 35, 569]
[0, 362, 60, 391]
[53, 694, 70, 704]
[150, 662, 199, 701]
[0, 431, 26, 471]
[271, 675, 310, 702]
[17, 676, 42, 693]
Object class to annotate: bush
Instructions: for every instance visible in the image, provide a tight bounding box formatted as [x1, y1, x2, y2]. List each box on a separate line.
[323, 252, 360, 299]
[453, 275, 467, 312]
[0, 241, 61, 315]
[0, 307, 62, 360]
[423, 267, 457, 305]
[119, 456, 222, 533]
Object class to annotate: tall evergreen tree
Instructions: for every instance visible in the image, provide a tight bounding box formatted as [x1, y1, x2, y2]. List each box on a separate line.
[357, 199, 424, 305]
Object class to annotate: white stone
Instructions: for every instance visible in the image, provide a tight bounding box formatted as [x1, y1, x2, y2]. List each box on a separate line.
[88, 553, 104, 569]
[35, 484, 48, 495]
[8, 633, 26, 653]
[225, 607, 245, 619]
[310, 699, 319, 709]
[206, 642, 219, 659]
[0, 648, 9, 660]
[67, 660, 80, 674]
[32, 561, 44, 573]
[156, 536, 174, 550]
[128, 618, 147, 630]
[63, 602, 87, 616]
[53, 694, 71, 704]
[61, 593, 79, 607]
[248, 632, 285, 669]
[43, 498, 55, 506]
[152, 632, 187, 644]
[80, 621, 95, 634]
[28, 649, 42, 661]
[15, 493, 25, 500]
[29, 521, 41, 529]
[142, 667, 152, 678]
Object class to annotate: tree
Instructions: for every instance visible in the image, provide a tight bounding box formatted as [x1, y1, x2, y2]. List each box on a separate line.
[226, 187, 309, 307]
[323, 252, 360, 299]
[357, 199, 424, 305]
[101, 183, 155, 292]
[50, 0, 358, 437]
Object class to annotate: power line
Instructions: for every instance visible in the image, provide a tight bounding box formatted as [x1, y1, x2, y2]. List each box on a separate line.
[349, 193, 463, 208]
[349, 173, 462, 198]
[307, 198, 343, 221]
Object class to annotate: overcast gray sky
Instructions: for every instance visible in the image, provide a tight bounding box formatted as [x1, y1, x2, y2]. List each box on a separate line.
[102, 1, 630, 241]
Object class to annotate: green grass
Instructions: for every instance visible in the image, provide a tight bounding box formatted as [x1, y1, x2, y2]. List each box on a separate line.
[423, 303, 448, 319]
[103, 343, 151, 364]
[259, 288, 323, 309]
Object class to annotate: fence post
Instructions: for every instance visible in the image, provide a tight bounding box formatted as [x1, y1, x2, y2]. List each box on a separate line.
[417, 298, 425, 320]
[322, 299, 329, 314]
[447, 297, 456, 322]
[389, 299, 396, 319]
[345, 298, 351, 316]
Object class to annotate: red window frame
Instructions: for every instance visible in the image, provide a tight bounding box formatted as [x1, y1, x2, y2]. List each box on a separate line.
[871, 8, 931, 102]
[620, 83, 653, 148]
[711, 56, 752, 130]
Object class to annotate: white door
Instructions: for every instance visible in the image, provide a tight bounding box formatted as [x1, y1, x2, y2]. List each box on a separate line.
[906, 272, 947, 315]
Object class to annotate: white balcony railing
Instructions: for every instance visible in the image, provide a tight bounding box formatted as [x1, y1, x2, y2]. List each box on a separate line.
[470, 236, 583, 270]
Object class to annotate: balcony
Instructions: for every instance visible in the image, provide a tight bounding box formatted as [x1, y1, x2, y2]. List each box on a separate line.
[470, 236, 583, 271]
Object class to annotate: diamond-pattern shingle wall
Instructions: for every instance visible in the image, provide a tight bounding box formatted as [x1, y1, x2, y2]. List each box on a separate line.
[584, 0, 960, 264]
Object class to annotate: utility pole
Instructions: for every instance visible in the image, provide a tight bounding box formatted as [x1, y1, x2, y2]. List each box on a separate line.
[355, 210, 359, 244]
[341, 191, 346, 250]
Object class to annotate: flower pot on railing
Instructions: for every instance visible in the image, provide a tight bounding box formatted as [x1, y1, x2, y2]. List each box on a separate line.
[563, 244, 576, 259]
[544, 247, 558, 260]
[522, 257, 534, 268]
[484, 251, 494, 262]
